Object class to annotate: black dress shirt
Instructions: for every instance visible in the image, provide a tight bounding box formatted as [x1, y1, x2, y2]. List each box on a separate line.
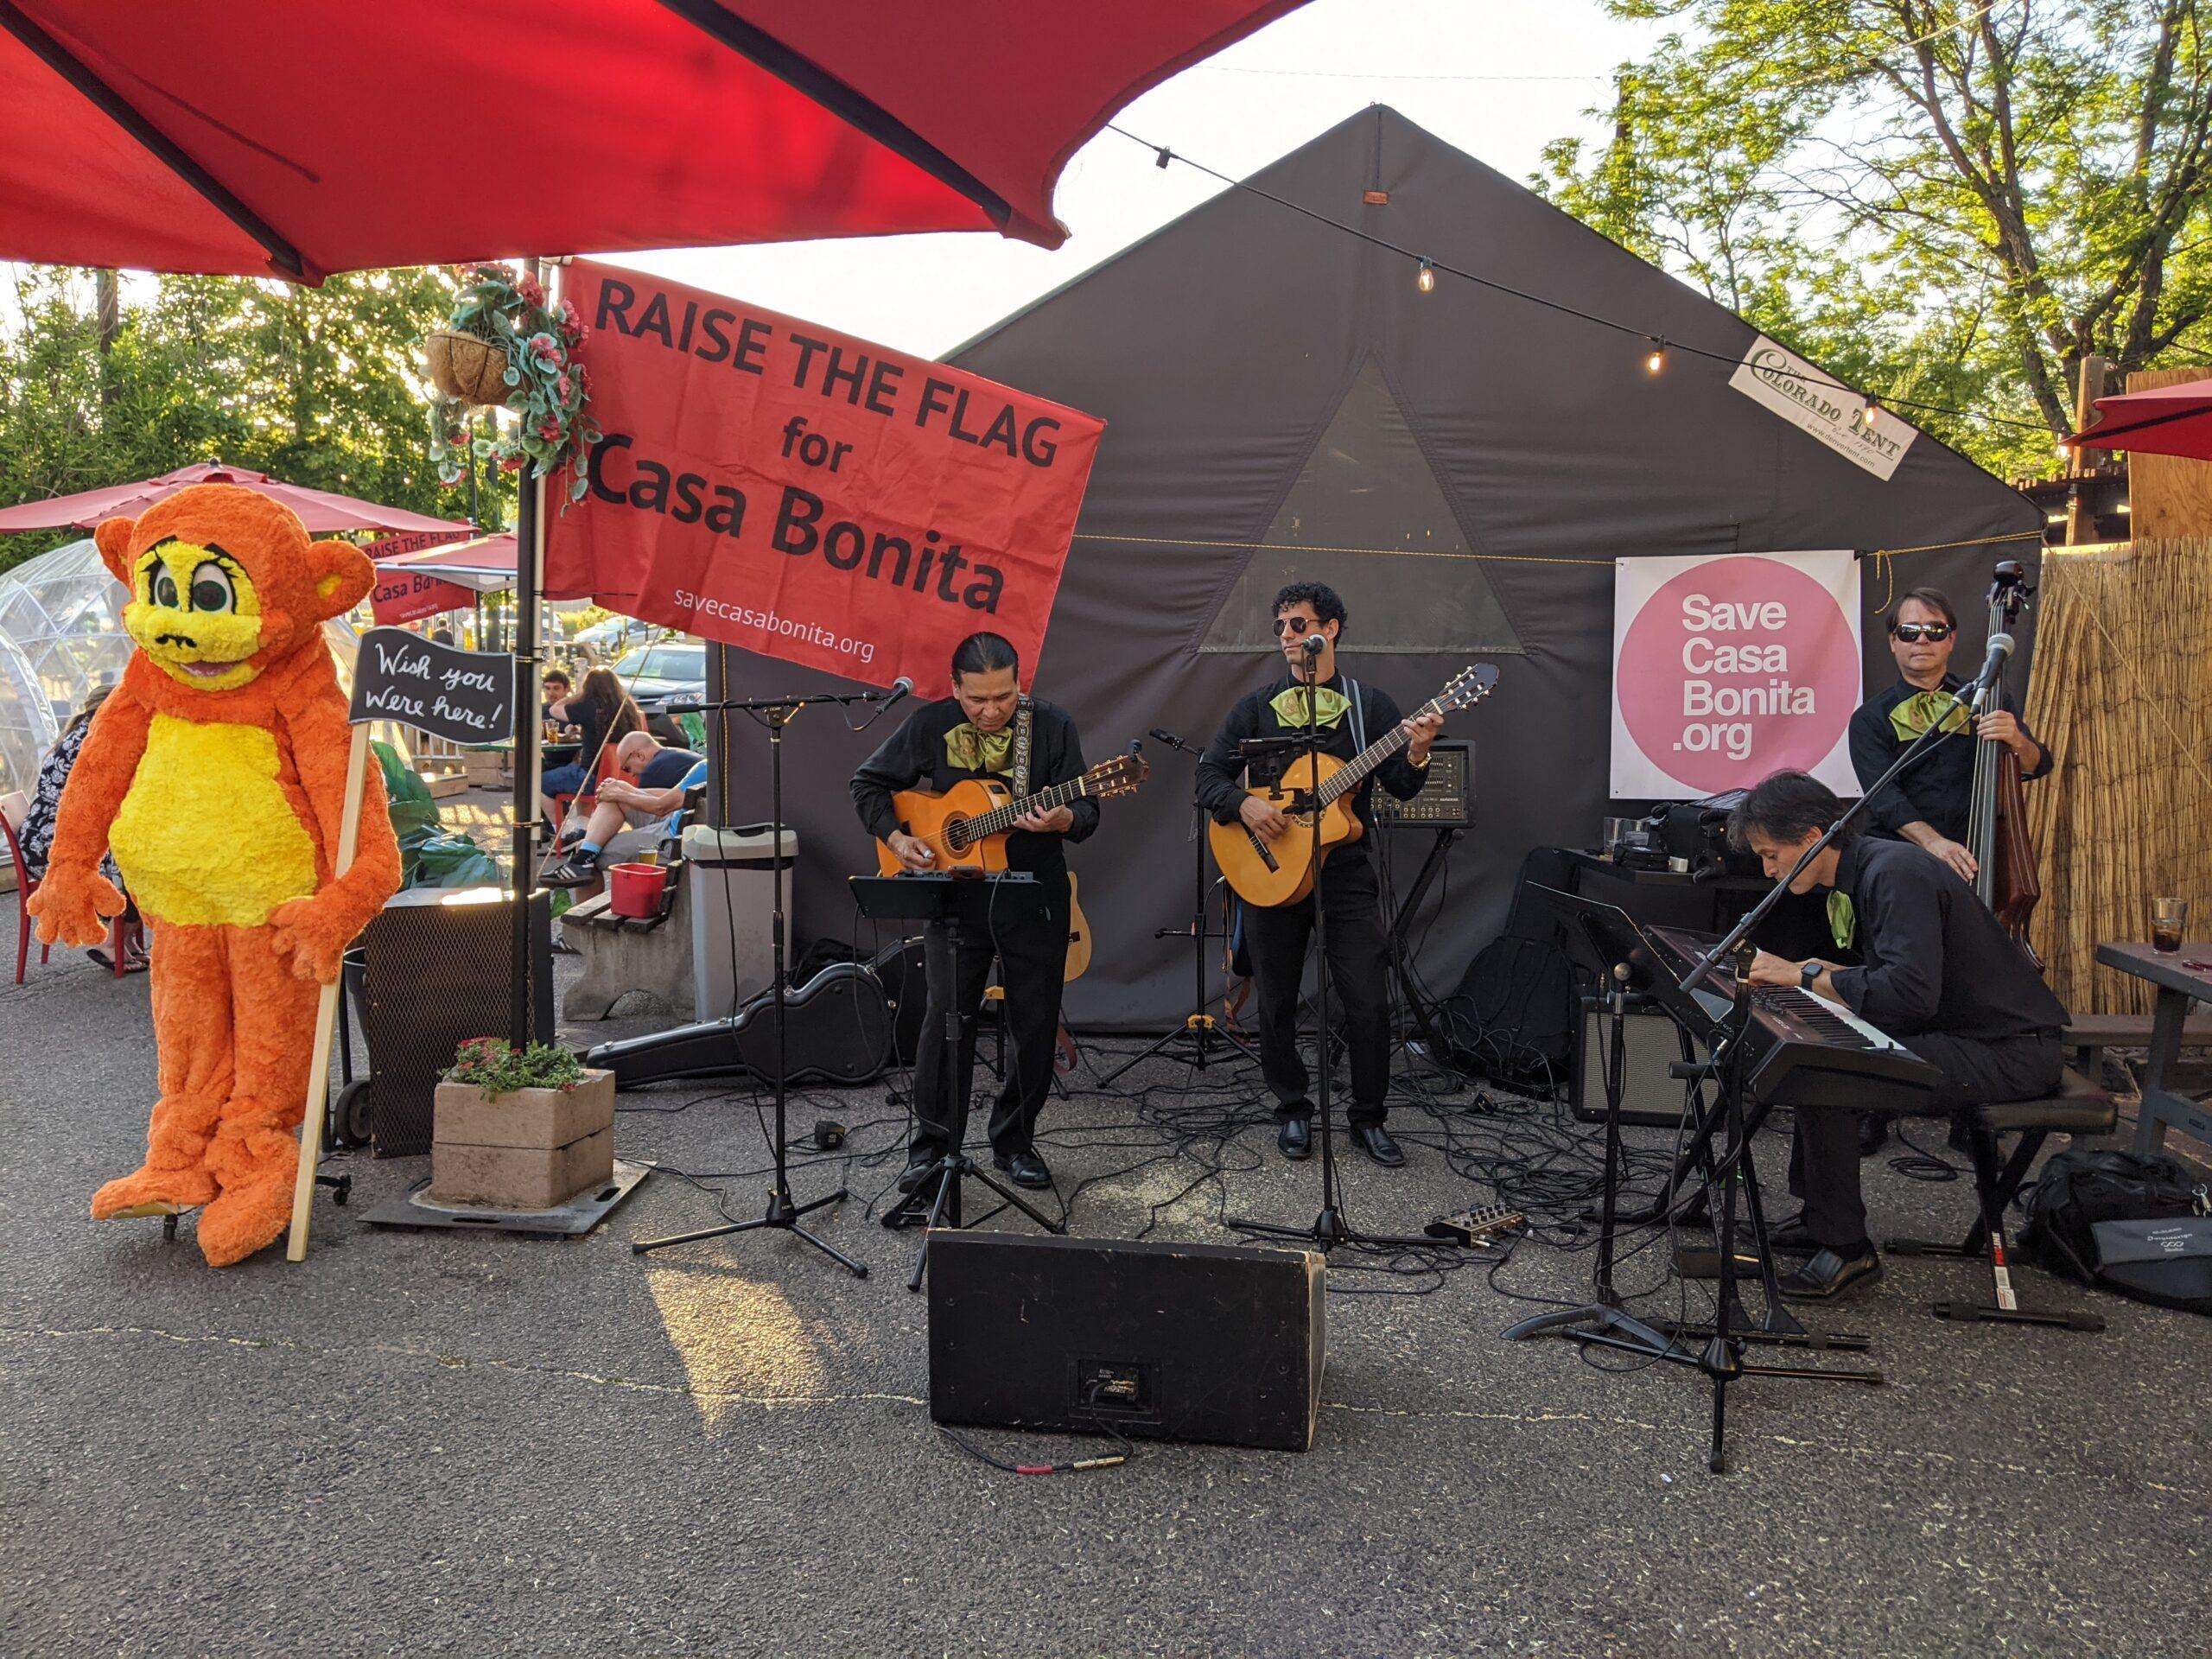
[850, 697, 1096, 875]
[1848, 674, 2050, 844]
[1827, 836, 2068, 1040]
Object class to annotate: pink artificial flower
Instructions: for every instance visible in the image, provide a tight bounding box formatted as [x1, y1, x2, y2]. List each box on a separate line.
[556, 373, 571, 400]
[500, 454, 527, 472]
[518, 276, 546, 306]
[561, 297, 580, 326]
[538, 417, 563, 442]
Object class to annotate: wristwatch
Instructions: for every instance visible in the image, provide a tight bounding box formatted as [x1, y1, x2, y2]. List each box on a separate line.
[1799, 961, 1821, 991]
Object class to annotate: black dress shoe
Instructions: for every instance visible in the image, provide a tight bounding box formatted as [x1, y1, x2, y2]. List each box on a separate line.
[1278, 1116, 1313, 1160]
[1350, 1122, 1405, 1168]
[1858, 1114, 1891, 1158]
[1764, 1212, 1821, 1255]
[896, 1156, 938, 1195]
[1778, 1244, 1882, 1300]
[993, 1149, 1052, 1189]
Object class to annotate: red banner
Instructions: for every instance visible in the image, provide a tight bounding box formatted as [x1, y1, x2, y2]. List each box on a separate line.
[544, 260, 1103, 696]
[365, 531, 476, 626]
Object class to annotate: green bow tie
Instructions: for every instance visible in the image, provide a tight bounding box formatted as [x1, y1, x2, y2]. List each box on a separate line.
[1270, 684, 1351, 730]
[1890, 688, 1970, 744]
[1827, 890, 1857, 952]
[943, 721, 1014, 775]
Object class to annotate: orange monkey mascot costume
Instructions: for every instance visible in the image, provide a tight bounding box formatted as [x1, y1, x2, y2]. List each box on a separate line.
[29, 485, 402, 1266]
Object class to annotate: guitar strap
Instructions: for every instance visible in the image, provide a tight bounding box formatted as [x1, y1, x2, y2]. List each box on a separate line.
[1343, 678, 1367, 753]
[1010, 695, 1035, 800]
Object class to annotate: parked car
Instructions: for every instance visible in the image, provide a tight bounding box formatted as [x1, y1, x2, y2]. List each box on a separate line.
[613, 639, 708, 744]
[571, 614, 655, 659]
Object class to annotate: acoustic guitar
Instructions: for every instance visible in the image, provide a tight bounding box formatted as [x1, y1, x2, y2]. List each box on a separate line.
[1210, 664, 1498, 908]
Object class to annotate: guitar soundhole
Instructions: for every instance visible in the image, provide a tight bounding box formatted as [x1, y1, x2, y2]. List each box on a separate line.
[943, 817, 970, 853]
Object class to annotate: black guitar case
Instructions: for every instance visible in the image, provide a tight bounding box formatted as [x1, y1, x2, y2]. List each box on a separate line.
[587, 960, 894, 1088]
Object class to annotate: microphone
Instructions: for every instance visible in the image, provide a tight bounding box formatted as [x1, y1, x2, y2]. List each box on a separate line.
[1147, 726, 1194, 754]
[1300, 632, 1328, 655]
[664, 699, 702, 715]
[1963, 632, 2014, 708]
[876, 676, 914, 708]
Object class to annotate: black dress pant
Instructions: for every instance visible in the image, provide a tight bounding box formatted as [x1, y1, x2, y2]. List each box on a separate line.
[1788, 1027, 2063, 1250]
[1243, 852, 1392, 1126]
[909, 868, 1069, 1165]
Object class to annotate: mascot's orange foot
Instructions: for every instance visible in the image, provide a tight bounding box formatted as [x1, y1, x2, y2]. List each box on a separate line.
[197, 1127, 301, 1268]
[92, 1164, 218, 1219]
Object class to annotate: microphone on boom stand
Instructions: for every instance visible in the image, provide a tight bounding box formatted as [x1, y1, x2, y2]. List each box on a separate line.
[1961, 632, 2013, 711]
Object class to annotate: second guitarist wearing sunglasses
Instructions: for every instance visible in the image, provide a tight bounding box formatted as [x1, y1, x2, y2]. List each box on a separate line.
[1847, 586, 2050, 887]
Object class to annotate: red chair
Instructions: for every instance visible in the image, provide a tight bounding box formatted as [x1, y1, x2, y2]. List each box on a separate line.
[2, 803, 137, 982]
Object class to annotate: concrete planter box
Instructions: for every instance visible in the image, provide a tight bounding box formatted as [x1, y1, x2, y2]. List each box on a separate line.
[430, 1068, 616, 1209]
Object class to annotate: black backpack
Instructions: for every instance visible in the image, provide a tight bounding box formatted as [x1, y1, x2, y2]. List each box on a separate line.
[2018, 1148, 2212, 1316]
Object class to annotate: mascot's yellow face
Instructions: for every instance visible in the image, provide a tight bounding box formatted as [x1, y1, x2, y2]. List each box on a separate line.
[99, 485, 376, 693]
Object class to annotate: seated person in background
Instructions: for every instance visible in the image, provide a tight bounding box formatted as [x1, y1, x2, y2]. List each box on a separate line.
[541, 667, 573, 725]
[542, 731, 706, 887]
[1848, 586, 2050, 884]
[20, 687, 145, 970]
[1730, 770, 2069, 1301]
[539, 664, 645, 826]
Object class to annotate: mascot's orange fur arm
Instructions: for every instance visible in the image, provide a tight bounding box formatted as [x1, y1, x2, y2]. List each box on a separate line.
[25, 686, 149, 946]
[266, 668, 404, 985]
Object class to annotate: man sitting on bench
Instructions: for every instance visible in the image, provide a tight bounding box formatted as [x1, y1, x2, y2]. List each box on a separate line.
[1730, 771, 2070, 1300]
[544, 732, 706, 887]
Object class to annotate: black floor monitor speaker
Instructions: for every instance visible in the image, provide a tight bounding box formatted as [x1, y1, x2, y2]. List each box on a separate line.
[1569, 1002, 1695, 1128]
[928, 1231, 1325, 1452]
[868, 935, 926, 1067]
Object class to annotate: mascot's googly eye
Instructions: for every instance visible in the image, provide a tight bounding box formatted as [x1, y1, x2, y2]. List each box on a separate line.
[151, 569, 180, 608]
[189, 562, 236, 614]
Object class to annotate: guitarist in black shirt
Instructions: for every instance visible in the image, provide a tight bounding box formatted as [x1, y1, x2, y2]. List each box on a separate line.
[852, 632, 1096, 1207]
[1194, 582, 1442, 1167]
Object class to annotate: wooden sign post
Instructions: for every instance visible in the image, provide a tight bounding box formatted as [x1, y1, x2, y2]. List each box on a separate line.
[286, 629, 522, 1261]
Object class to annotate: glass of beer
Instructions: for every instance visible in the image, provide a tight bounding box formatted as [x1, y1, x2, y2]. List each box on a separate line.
[2152, 896, 2189, 955]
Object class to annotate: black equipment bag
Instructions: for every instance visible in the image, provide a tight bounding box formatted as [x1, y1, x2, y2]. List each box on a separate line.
[1434, 849, 1578, 1092]
[2019, 1147, 2212, 1315]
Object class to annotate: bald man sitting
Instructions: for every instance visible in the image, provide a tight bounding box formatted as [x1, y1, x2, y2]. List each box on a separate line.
[543, 730, 706, 887]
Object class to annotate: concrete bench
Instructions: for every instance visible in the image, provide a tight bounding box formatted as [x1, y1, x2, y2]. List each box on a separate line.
[559, 878, 694, 1021]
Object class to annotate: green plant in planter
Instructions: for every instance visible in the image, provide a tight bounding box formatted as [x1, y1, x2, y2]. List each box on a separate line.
[444, 1036, 589, 1097]
[427, 263, 601, 504]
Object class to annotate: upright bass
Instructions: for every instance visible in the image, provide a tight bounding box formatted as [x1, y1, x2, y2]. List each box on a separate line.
[1966, 560, 2041, 957]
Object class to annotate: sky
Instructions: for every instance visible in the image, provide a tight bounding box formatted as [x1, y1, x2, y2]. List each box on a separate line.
[607, 0, 1664, 360]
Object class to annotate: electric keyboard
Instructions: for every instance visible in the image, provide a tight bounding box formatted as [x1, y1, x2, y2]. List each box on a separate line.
[1647, 925, 1943, 1112]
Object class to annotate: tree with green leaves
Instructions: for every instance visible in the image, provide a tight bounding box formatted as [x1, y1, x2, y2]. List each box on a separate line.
[1541, 2, 2212, 478]
[0, 264, 505, 574]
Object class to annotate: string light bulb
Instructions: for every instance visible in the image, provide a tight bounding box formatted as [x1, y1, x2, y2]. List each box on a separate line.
[1416, 257, 1435, 294]
[1644, 338, 1665, 374]
[1860, 397, 1880, 426]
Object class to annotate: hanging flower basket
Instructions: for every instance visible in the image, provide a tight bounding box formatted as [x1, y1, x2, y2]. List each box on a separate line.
[423, 329, 512, 406]
[424, 263, 601, 504]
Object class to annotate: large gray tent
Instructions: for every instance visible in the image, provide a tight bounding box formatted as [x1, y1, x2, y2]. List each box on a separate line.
[706, 106, 2041, 1027]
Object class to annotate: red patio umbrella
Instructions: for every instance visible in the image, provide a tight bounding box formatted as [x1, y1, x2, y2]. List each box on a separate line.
[0, 0, 1308, 281]
[0, 460, 468, 535]
[2066, 377, 2212, 461]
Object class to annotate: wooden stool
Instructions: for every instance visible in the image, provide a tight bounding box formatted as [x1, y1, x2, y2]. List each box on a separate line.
[1887, 1068, 2116, 1332]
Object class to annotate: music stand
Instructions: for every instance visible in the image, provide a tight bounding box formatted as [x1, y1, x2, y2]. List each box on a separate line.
[1503, 887, 1878, 1474]
[849, 872, 1069, 1291]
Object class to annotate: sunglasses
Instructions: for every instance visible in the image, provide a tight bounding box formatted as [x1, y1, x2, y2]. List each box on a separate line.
[1891, 622, 1955, 643]
[1273, 616, 1325, 638]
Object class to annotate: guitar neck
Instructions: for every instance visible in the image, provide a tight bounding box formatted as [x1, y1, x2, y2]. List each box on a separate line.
[1315, 698, 1434, 807]
[967, 773, 1091, 841]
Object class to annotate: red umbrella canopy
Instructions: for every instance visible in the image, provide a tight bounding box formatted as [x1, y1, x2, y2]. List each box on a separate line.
[2067, 377, 2212, 461]
[373, 533, 521, 593]
[0, 461, 470, 535]
[0, 0, 1309, 281]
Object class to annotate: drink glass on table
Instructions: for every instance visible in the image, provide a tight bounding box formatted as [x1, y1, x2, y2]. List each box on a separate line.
[2151, 896, 2189, 955]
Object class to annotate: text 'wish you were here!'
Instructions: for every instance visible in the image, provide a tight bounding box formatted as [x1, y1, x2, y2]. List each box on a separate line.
[568, 269, 1098, 618]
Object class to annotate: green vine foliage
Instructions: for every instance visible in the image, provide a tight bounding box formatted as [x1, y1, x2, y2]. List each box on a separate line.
[444, 1037, 590, 1096]
[429, 264, 601, 505]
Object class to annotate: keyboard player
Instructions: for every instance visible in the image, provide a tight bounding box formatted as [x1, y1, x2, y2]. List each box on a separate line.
[1728, 771, 2069, 1300]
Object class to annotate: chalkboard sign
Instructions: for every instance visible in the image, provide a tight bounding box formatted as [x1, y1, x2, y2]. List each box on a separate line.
[349, 626, 517, 745]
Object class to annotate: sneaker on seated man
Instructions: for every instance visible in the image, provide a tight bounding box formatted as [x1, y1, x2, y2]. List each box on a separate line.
[542, 731, 707, 887]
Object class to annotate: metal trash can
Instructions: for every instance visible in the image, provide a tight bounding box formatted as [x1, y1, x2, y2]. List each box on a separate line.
[683, 821, 796, 1022]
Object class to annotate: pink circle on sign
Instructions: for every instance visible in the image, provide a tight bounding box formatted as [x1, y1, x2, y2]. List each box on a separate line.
[1618, 556, 1858, 792]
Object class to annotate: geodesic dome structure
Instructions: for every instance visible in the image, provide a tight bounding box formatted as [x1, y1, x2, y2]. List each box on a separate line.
[0, 537, 359, 800]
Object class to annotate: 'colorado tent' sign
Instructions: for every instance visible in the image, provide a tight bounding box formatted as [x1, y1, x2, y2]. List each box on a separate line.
[1611, 550, 1862, 799]
[1729, 336, 1920, 481]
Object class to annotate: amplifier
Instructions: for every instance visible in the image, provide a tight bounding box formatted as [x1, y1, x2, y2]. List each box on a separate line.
[867, 935, 926, 1068]
[929, 1231, 1325, 1452]
[1569, 1001, 1694, 1128]
[1371, 740, 1471, 828]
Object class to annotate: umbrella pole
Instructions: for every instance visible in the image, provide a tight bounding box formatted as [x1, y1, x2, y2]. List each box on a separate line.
[511, 348, 546, 1048]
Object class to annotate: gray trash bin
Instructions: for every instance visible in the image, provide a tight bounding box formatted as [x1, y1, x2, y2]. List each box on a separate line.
[683, 821, 796, 1022]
